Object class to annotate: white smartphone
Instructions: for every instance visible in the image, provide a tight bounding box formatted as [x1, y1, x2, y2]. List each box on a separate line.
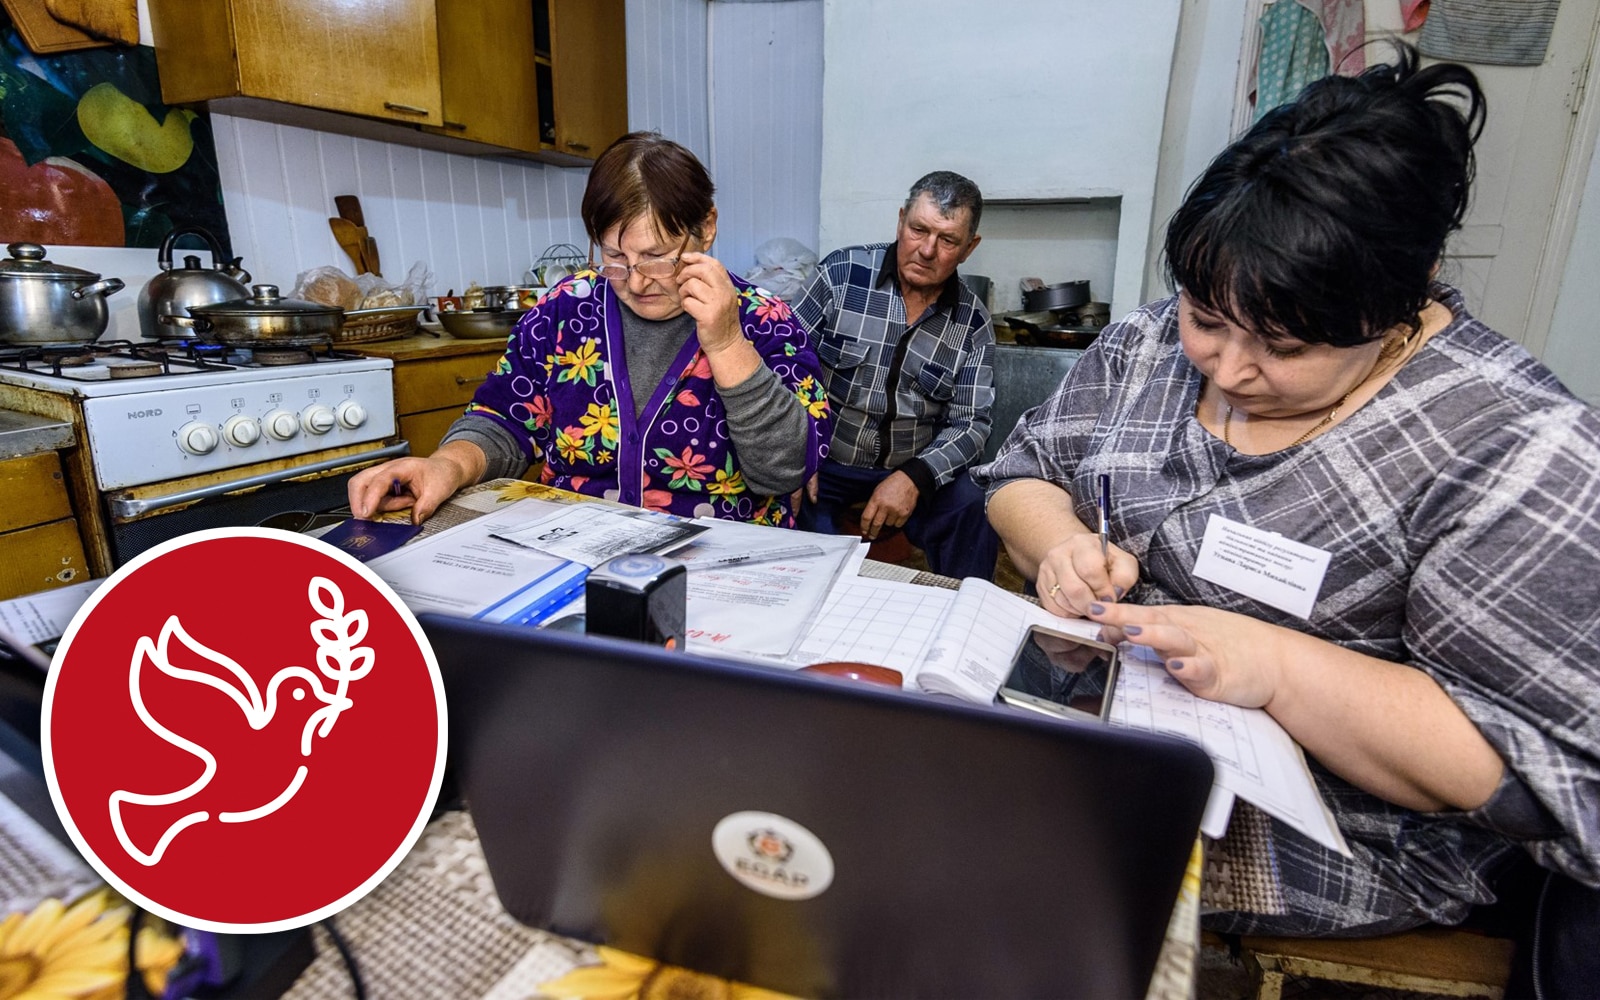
[995, 625, 1121, 722]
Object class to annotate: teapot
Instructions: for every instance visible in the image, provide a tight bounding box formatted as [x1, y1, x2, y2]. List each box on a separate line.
[139, 227, 252, 340]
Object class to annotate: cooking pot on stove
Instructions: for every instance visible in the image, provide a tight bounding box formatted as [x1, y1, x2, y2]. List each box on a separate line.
[139, 226, 252, 341]
[0, 242, 126, 345]
[1021, 280, 1090, 314]
[161, 284, 344, 346]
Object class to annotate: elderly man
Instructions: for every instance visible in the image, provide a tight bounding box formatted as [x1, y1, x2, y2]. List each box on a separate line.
[793, 171, 999, 580]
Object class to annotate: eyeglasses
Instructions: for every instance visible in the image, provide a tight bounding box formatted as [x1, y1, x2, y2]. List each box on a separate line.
[591, 256, 683, 282]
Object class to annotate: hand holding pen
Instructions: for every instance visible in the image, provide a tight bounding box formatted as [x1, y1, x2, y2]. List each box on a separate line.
[1035, 472, 1140, 619]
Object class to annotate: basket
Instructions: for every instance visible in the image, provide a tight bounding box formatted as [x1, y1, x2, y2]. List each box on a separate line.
[336, 306, 424, 344]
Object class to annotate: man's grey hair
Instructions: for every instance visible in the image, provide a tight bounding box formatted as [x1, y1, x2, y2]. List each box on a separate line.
[906, 171, 983, 237]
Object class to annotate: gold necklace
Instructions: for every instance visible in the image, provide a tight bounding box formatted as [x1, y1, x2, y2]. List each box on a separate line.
[1220, 327, 1417, 450]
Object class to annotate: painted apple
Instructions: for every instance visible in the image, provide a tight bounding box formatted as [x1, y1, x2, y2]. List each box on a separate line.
[0, 138, 124, 246]
[76, 82, 196, 174]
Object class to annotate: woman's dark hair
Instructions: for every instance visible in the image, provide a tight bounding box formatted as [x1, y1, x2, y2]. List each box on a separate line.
[582, 131, 715, 247]
[1163, 43, 1486, 347]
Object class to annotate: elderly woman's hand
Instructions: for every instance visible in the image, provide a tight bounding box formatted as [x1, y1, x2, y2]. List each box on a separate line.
[676, 251, 745, 356]
[347, 444, 482, 525]
[1036, 534, 1139, 618]
[1086, 601, 1288, 709]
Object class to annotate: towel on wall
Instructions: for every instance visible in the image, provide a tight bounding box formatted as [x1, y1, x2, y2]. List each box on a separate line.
[1419, 0, 1562, 66]
[1255, 0, 1330, 121]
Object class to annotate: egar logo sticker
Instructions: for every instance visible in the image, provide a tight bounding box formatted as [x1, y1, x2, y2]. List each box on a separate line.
[712, 811, 834, 901]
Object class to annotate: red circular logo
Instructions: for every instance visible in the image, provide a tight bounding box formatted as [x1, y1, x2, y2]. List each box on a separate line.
[43, 528, 445, 932]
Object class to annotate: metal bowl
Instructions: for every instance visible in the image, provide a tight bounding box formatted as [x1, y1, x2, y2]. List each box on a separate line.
[436, 307, 527, 340]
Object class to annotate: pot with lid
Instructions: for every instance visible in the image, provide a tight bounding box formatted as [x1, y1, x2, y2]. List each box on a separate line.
[0, 242, 127, 345]
[139, 226, 251, 341]
[161, 284, 344, 346]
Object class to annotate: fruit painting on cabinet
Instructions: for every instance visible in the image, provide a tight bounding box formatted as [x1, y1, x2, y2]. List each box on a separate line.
[0, 22, 229, 249]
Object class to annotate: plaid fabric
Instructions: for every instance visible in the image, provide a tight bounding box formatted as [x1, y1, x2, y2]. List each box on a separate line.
[792, 243, 994, 488]
[973, 288, 1600, 934]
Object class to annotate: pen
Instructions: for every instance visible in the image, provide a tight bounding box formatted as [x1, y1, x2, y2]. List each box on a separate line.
[390, 477, 406, 498]
[687, 544, 826, 571]
[1096, 473, 1112, 586]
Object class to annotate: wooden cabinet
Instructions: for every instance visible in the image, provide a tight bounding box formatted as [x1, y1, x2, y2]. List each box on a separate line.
[346, 336, 507, 456]
[148, 0, 444, 127]
[0, 452, 89, 601]
[149, 0, 627, 164]
[434, 0, 539, 152]
[547, 0, 629, 162]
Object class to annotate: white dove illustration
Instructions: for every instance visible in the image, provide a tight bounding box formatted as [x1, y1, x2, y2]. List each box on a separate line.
[109, 577, 373, 866]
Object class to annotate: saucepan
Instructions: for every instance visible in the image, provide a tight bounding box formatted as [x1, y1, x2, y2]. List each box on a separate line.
[161, 284, 345, 346]
[0, 242, 126, 345]
[1021, 280, 1091, 313]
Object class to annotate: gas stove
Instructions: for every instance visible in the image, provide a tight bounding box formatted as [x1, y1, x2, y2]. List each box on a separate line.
[0, 340, 397, 489]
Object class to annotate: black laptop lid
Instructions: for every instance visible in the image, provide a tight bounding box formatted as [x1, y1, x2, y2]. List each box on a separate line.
[424, 614, 1213, 999]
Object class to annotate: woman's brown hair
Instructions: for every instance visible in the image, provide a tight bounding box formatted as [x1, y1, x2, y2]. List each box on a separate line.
[581, 131, 715, 247]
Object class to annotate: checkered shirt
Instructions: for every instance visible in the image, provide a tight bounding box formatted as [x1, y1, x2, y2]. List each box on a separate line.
[792, 243, 995, 489]
[973, 287, 1600, 934]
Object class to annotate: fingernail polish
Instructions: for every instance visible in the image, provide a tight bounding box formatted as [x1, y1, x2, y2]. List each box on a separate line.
[1167, 659, 1184, 672]
[1089, 603, 1106, 615]
[1124, 625, 1142, 636]
[1114, 586, 1126, 598]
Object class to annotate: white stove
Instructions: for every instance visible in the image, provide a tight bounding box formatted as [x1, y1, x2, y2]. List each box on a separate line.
[0, 342, 397, 489]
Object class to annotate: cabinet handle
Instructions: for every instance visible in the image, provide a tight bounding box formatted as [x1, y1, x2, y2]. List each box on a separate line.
[384, 101, 431, 116]
[443, 120, 468, 131]
[565, 142, 590, 153]
[456, 375, 490, 386]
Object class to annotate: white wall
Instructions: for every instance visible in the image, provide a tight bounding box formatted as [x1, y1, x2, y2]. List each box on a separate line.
[818, 0, 1182, 320]
[707, 0, 824, 276]
[626, 0, 711, 162]
[1544, 129, 1600, 405]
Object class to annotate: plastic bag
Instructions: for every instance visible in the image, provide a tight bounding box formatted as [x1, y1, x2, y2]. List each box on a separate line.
[746, 237, 818, 301]
[291, 261, 433, 310]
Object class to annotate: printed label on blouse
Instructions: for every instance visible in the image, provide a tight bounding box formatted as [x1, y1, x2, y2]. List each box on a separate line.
[712, 811, 834, 900]
[1191, 514, 1331, 620]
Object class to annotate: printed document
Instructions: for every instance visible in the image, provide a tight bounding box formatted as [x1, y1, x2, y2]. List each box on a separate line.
[1110, 645, 1350, 855]
[0, 579, 103, 670]
[490, 506, 707, 568]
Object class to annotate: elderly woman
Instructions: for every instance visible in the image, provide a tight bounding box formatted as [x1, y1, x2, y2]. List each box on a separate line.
[976, 47, 1600, 936]
[351, 132, 831, 526]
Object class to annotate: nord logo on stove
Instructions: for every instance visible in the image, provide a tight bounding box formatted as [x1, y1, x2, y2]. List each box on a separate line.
[126, 408, 164, 419]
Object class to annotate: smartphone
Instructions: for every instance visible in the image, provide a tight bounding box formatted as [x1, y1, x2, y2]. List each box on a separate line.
[996, 625, 1120, 722]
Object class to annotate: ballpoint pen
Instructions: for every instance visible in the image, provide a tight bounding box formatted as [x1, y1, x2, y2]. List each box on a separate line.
[686, 544, 826, 571]
[1096, 473, 1112, 587]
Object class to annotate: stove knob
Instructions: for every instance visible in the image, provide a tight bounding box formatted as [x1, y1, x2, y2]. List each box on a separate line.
[177, 421, 219, 456]
[223, 415, 260, 447]
[335, 400, 368, 429]
[263, 409, 300, 441]
[301, 404, 337, 435]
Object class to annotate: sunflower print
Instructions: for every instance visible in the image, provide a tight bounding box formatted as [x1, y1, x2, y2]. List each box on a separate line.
[538, 944, 797, 1000]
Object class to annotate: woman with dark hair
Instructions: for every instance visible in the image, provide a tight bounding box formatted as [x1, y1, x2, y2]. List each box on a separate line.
[351, 132, 831, 525]
[976, 46, 1600, 935]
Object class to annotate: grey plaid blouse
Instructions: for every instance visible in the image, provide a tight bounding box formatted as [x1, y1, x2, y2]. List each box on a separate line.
[792, 243, 995, 489]
[973, 288, 1600, 934]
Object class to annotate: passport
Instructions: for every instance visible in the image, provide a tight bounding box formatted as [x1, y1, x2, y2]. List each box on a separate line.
[317, 518, 424, 562]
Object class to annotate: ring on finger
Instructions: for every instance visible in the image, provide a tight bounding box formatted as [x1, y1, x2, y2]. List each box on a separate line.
[1047, 584, 1062, 597]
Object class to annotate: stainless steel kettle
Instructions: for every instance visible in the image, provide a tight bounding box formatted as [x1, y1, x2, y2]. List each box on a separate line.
[139, 227, 251, 340]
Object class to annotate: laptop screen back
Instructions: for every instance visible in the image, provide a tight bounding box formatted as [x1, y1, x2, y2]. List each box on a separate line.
[425, 615, 1213, 999]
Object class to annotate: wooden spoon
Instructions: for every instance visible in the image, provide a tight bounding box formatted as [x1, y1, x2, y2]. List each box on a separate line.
[328, 217, 368, 274]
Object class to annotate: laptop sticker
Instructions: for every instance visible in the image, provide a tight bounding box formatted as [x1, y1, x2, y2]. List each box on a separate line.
[712, 811, 834, 900]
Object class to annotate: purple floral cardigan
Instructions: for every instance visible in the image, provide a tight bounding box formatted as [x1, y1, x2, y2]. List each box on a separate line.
[462, 269, 832, 526]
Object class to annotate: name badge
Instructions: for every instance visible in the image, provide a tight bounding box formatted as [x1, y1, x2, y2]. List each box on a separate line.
[1191, 514, 1331, 620]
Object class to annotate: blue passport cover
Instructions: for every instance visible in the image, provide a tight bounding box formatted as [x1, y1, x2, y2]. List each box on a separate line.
[317, 518, 424, 562]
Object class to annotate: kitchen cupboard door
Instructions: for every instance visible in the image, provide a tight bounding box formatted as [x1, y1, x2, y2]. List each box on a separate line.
[435, 0, 541, 152]
[229, 0, 444, 126]
[549, 0, 628, 161]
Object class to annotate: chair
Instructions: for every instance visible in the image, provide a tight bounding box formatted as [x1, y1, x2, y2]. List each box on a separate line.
[837, 501, 918, 565]
[1238, 926, 1515, 1000]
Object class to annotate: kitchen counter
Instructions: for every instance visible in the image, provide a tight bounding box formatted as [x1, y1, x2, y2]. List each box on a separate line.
[341, 332, 508, 363]
[0, 411, 74, 461]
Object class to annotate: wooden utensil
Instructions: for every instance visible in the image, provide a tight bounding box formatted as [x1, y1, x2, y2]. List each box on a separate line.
[334, 196, 381, 276]
[328, 217, 369, 274]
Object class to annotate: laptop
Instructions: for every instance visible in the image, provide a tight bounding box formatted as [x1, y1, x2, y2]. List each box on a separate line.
[424, 615, 1213, 999]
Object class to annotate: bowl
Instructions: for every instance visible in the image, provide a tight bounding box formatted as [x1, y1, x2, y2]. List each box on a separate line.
[436, 307, 527, 340]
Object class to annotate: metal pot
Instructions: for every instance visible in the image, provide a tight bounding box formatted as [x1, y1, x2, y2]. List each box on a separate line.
[1021, 280, 1091, 313]
[433, 306, 527, 340]
[161, 284, 344, 346]
[0, 242, 126, 345]
[139, 227, 252, 341]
